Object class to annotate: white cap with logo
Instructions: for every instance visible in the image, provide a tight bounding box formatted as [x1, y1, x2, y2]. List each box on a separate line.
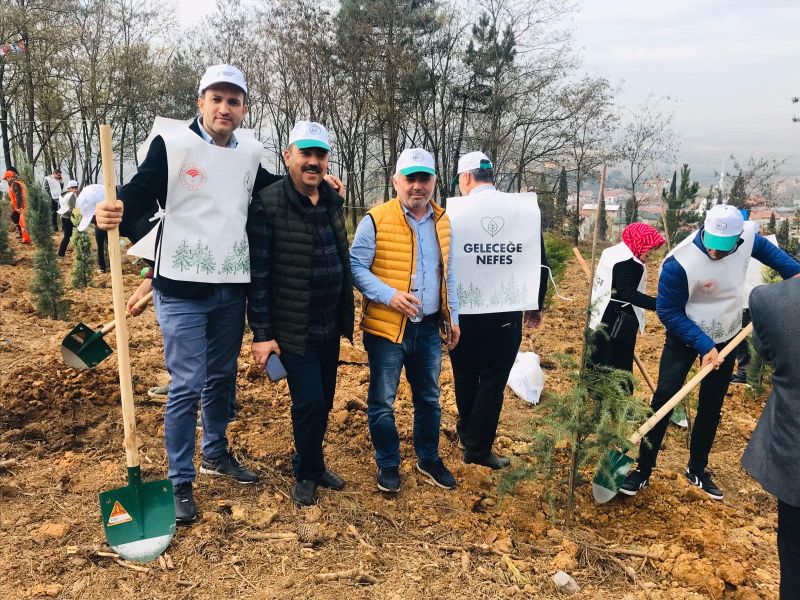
[288, 121, 331, 151]
[395, 148, 436, 176]
[76, 184, 105, 232]
[66, 179, 79, 189]
[703, 204, 745, 252]
[198, 64, 248, 96]
[457, 151, 493, 174]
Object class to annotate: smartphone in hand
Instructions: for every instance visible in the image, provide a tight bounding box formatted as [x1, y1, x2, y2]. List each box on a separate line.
[265, 353, 287, 381]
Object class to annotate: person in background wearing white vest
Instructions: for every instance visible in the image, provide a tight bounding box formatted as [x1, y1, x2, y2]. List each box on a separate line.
[588, 223, 664, 382]
[95, 65, 278, 524]
[621, 204, 800, 501]
[56, 180, 80, 257]
[447, 151, 549, 469]
[43, 168, 63, 231]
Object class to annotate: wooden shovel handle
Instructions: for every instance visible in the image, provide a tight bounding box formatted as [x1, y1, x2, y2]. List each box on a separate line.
[572, 247, 656, 393]
[629, 323, 753, 446]
[98, 291, 154, 335]
[100, 124, 139, 469]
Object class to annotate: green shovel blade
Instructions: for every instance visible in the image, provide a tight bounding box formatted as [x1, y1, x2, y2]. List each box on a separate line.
[61, 323, 113, 370]
[99, 467, 175, 563]
[592, 449, 635, 504]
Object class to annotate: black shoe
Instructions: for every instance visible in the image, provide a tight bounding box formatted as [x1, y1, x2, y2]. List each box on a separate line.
[685, 468, 724, 501]
[463, 452, 510, 470]
[416, 459, 457, 489]
[620, 468, 650, 497]
[173, 482, 197, 525]
[200, 451, 260, 484]
[291, 480, 317, 506]
[318, 469, 345, 491]
[376, 466, 400, 493]
[730, 373, 750, 386]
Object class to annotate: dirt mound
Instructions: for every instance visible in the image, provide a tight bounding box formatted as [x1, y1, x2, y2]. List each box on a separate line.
[0, 238, 780, 598]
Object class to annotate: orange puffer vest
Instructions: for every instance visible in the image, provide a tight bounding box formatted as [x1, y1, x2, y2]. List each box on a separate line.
[360, 198, 451, 343]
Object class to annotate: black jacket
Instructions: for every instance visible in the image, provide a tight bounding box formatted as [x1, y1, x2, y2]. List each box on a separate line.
[599, 257, 657, 330]
[246, 177, 355, 355]
[118, 118, 281, 298]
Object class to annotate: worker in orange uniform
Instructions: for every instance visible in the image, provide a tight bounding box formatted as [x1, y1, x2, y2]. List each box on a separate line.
[3, 168, 30, 244]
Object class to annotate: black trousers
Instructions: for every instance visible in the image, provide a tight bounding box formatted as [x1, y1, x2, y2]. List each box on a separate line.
[95, 227, 107, 271]
[779, 500, 800, 599]
[637, 332, 736, 473]
[50, 199, 59, 231]
[450, 312, 522, 458]
[281, 336, 340, 482]
[58, 217, 73, 257]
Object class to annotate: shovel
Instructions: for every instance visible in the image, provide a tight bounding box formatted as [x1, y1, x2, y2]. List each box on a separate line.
[96, 124, 175, 562]
[60, 292, 153, 370]
[591, 322, 753, 504]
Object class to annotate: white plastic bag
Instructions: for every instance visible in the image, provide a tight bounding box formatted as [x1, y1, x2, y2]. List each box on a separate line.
[506, 352, 545, 405]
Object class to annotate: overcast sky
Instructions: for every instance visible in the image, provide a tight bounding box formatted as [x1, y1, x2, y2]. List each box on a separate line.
[573, 0, 800, 182]
[176, 0, 799, 183]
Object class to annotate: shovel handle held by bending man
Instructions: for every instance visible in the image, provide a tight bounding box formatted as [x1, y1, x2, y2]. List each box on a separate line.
[629, 323, 753, 446]
[98, 292, 154, 335]
[572, 247, 657, 394]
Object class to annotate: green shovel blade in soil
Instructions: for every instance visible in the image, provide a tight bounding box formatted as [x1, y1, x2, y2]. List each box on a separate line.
[60, 323, 114, 370]
[99, 466, 175, 563]
[592, 448, 635, 504]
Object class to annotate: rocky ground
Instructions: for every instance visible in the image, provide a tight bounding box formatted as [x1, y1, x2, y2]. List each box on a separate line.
[0, 233, 781, 599]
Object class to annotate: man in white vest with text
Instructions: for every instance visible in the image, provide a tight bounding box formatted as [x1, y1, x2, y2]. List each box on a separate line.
[621, 204, 800, 500]
[446, 151, 549, 469]
[95, 65, 280, 524]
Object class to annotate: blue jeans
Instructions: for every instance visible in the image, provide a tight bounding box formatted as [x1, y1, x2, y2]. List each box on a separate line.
[363, 321, 443, 468]
[281, 337, 340, 482]
[153, 285, 245, 484]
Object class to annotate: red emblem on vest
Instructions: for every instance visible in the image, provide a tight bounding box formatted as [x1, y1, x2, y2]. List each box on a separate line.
[179, 163, 207, 191]
[698, 279, 718, 294]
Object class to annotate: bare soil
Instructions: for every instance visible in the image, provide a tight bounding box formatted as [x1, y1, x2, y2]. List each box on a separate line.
[0, 234, 780, 599]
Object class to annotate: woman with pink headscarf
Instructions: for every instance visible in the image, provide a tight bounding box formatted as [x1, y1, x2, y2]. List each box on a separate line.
[589, 222, 665, 377]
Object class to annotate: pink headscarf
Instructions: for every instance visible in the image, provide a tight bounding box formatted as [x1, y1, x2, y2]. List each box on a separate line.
[621, 223, 665, 259]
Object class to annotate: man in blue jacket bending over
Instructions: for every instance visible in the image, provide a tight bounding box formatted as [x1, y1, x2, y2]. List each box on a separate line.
[621, 204, 800, 501]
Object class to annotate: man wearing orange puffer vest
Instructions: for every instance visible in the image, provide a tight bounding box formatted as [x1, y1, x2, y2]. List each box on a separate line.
[351, 148, 460, 494]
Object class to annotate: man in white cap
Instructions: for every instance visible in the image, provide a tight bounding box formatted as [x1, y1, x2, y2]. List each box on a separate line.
[350, 147, 460, 494]
[446, 151, 548, 469]
[95, 64, 301, 524]
[248, 121, 354, 506]
[621, 204, 800, 501]
[56, 180, 80, 257]
[43, 168, 63, 231]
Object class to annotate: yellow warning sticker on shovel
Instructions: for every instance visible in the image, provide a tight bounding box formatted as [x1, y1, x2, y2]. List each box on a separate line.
[107, 501, 133, 526]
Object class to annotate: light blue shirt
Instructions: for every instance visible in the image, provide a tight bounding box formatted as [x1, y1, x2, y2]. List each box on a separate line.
[350, 201, 459, 325]
[196, 117, 238, 148]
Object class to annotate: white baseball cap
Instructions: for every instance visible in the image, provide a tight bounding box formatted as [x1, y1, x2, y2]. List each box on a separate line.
[198, 64, 247, 96]
[703, 204, 744, 252]
[66, 179, 79, 188]
[76, 184, 105, 231]
[395, 148, 436, 176]
[457, 151, 493, 175]
[288, 121, 331, 151]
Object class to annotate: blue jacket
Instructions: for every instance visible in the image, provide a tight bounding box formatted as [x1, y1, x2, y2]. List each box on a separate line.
[657, 228, 800, 355]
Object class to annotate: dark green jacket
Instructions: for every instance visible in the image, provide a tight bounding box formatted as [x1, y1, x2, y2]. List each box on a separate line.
[247, 177, 354, 355]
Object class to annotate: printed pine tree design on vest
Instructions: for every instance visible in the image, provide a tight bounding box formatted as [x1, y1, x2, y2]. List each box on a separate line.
[457, 281, 484, 309]
[193, 240, 216, 274]
[699, 318, 727, 340]
[219, 237, 250, 275]
[171, 239, 194, 271]
[490, 273, 524, 307]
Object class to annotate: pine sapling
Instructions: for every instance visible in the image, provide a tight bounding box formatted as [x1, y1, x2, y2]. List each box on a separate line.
[71, 228, 94, 289]
[23, 164, 68, 319]
[0, 197, 14, 264]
